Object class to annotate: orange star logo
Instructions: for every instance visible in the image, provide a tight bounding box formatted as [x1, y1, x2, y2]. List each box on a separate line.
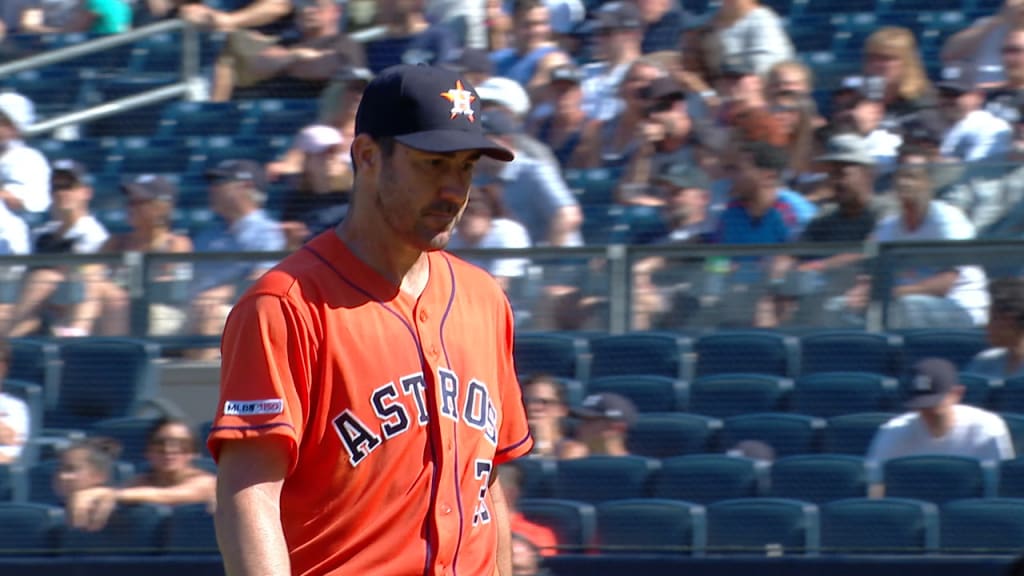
[440, 80, 476, 122]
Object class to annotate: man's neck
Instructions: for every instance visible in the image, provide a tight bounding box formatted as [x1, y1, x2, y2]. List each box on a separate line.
[922, 410, 956, 438]
[335, 214, 430, 296]
[588, 438, 629, 456]
[608, 46, 640, 68]
[57, 210, 85, 229]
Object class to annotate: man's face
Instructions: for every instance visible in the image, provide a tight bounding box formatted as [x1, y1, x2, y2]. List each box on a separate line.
[894, 155, 933, 212]
[51, 176, 90, 216]
[515, 6, 551, 48]
[647, 98, 691, 140]
[1002, 31, 1024, 85]
[829, 162, 872, 208]
[297, 0, 339, 35]
[938, 89, 981, 123]
[661, 183, 708, 224]
[549, 80, 582, 117]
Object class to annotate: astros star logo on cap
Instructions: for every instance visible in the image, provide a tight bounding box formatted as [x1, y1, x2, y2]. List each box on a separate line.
[440, 80, 476, 122]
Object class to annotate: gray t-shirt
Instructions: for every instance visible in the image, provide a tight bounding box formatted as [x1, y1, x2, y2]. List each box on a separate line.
[966, 348, 1024, 379]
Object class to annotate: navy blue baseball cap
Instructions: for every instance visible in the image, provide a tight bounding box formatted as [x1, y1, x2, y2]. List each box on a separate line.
[355, 64, 514, 162]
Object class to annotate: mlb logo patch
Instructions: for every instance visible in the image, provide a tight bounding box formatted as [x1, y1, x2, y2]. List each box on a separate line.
[224, 398, 284, 416]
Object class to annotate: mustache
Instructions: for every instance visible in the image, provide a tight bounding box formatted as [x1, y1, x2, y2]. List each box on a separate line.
[422, 201, 462, 217]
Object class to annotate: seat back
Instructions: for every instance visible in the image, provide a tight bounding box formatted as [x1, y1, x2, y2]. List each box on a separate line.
[956, 373, 999, 409]
[165, 503, 218, 555]
[822, 412, 896, 455]
[62, 503, 169, 555]
[799, 331, 902, 376]
[883, 455, 990, 504]
[706, 498, 820, 555]
[9, 339, 60, 409]
[0, 502, 63, 555]
[821, 497, 939, 555]
[996, 378, 1024, 413]
[627, 413, 722, 458]
[941, 498, 1024, 555]
[768, 455, 868, 504]
[517, 498, 597, 553]
[901, 330, 989, 374]
[998, 457, 1024, 497]
[651, 455, 764, 504]
[595, 499, 706, 555]
[589, 332, 693, 380]
[513, 332, 589, 381]
[587, 375, 689, 413]
[793, 373, 899, 418]
[553, 456, 659, 504]
[695, 331, 799, 378]
[720, 413, 826, 457]
[690, 374, 793, 418]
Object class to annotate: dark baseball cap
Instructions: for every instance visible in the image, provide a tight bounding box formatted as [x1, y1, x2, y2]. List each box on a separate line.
[643, 76, 686, 102]
[570, 393, 637, 424]
[836, 75, 886, 102]
[593, 1, 644, 30]
[904, 358, 960, 409]
[205, 159, 265, 190]
[549, 64, 585, 85]
[657, 163, 711, 190]
[50, 158, 87, 184]
[936, 62, 978, 94]
[719, 55, 756, 78]
[121, 174, 177, 203]
[448, 48, 494, 77]
[354, 64, 514, 162]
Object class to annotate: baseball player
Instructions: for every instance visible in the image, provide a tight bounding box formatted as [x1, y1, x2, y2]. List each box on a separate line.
[207, 63, 533, 576]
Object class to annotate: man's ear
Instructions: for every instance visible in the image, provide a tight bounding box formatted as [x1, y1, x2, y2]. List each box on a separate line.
[350, 134, 379, 175]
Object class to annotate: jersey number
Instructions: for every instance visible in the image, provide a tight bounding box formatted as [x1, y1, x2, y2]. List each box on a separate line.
[472, 459, 492, 526]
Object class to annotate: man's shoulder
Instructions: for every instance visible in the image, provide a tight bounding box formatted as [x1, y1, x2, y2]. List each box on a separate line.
[441, 252, 510, 302]
[955, 404, 1009, 431]
[879, 411, 918, 431]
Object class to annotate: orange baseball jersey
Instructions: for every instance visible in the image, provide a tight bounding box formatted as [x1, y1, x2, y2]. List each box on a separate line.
[207, 231, 534, 576]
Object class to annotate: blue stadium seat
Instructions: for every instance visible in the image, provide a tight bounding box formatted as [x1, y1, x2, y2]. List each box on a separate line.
[84, 74, 177, 137]
[9, 339, 60, 409]
[32, 138, 114, 176]
[193, 135, 290, 171]
[822, 412, 896, 455]
[768, 455, 868, 504]
[514, 332, 589, 381]
[650, 455, 764, 504]
[627, 413, 722, 458]
[62, 503, 169, 555]
[3, 68, 84, 118]
[0, 503, 63, 555]
[595, 499, 706, 555]
[689, 374, 793, 418]
[900, 329, 989, 373]
[799, 331, 902, 376]
[694, 331, 799, 378]
[883, 456, 991, 504]
[43, 33, 135, 72]
[563, 167, 624, 206]
[553, 456, 659, 504]
[1000, 413, 1024, 455]
[89, 416, 163, 467]
[995, 378, 1024, 413]
[4, 379, 44, 465]
[106, 137, 197, 176]
[587, 375, 688, 413]
[238, 99, 318, 138]
[940, 498, 1024, 555]
[165, 503, 217, 555]
[588, 332, 693, 380]
[0, 464, 18, 501]
[998, 457, 1024, 498]
[580, 204, 628, 245]
[156, 101, 248, 138]
[957, 372, 1000, 409]
[46, 338, 161, 431]
[821, 497, 939, 555]
[706, 498, 820, 555]
[792, 372, 900, 418]
[720, 413, 826, 457]
[517, 498, 597, 552]
[508, 457, 557, 499]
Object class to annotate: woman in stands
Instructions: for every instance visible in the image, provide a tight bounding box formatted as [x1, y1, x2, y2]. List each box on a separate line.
[862, 27, 937, 123]
[522, 375, 576, 459]
[65, 417, 215, 531]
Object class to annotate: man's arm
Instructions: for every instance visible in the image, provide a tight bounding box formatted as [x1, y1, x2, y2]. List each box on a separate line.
[489, 472, 512, 576]
[893, 270, 960, 298]
[215, 436, 292, 576]
[940, 16, 1005, 64]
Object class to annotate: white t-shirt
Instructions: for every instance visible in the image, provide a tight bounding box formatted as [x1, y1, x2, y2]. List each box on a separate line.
[872, 201, 990, 324]
[448, 218, 531, 279]
[715, 7, 794, 76]
[0, 140, 51, 215]
[940, 109, 1013, 163]
[32, 214, 110, 254]
[0, 200, 29, 255]
[866, 404, 1015, 483]
[0, 392, 29, 461]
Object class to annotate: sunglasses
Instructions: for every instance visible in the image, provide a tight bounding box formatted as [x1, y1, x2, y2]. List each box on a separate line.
[526, 397, 560, 407]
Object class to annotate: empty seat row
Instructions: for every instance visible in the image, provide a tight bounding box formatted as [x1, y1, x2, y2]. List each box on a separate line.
[514, 329, 990, 382]
[512, 454, 1024, 505]
[520, 496, 1024, 556]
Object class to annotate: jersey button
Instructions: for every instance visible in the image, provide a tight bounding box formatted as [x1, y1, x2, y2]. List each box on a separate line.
[431, 345, 440, 357]
[419, 309, 429, 322]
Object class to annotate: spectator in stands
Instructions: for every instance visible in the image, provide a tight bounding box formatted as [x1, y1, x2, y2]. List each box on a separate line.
[941, 0, 1024, 87]
[709, 0, 793, 77]
[52, 0, 131, 35]
[67, 417, 217, 531]
[646, 163, 714, 244]
[617, 76, 695, 205]
[489, 0, 571, 96]
[362, 0, 458, 72]
[522, 374, 574, 459]
[766, 60, 814, 100]
[866, 358, 1015, 498]
[278, 124, 351, 249]
[831, 76, 903, 174]
[210, 0, 365, 101]
[967, 278, 1024, 378]
[445, 47, 494, 87]
[578, 1, 646, 123]
[52, 438, 118, 512]
[529, 64, 601, 169]
[4, 160, 108, 338]
[90, 175, 193, 336]
[447, 185, 531, 292]
[964, 102, 1024, 237]
[983, 26, 1024, 124]
[0, 340, 27, 464]
[637, 0, 687, 54]
[862, 27, 936, 124]
[512, 533, 554, 575]
[715, 57, 770, 128]
[187, 160, 285, 360]
[425, 0, 488, 49]
[561, 392, 637, 459]
[801, 134, 887, 245]
[937, 61, 1013, 163]
[475, 109, 582, 247]
[871, 144, 990, 329]
[8, 0, 83, 35]
[497, 465, 559, 556]
[0, 91, 49, 220]
[584, 59, 665, 171]
[177, 0, 292, 34]
[476, 76, 563, 170]
[768, 88, 817, 182]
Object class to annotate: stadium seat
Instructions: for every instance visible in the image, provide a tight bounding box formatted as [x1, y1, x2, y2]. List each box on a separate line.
[563, 167, 624, 206]
[820, 497, 939, 555]
[514, 332, 589, 381]
[768, 455, 868, 504]
[238, 99, 319, 138]
[580, 204, 627, 245]
[43, 32, 135, 71]
[0, 464, 17, 501]
[706, 498, 820, 555]
[650, 455, 764, 504]
[998, 457, 1024, 498]
[156, 101, 248, 138]
[588, 332, 693, 381]
[995, 378, 1024, 413]
[822, 412, 896, 455]
[517, 498, 597, 552]
[4, 68, 84, 118]
[46, 338, 161, 431]
[900, 330, 989, 373]
[595, 499, 706, 555]
[689, 374, 793, 418]
[1001, 412, 1024, 455]
[84, 74, 178, 137]
[627, 413, 722, 458]
[106, 136, 197, 176]
[792, 372, 900, 418]
[956, 372, 1000, 409]
[0, 503, 63, 555]
[193, 135, 291, 172]
[941, 498, 1024, 555]
[89, 416, 163, 467]
[508, 457, 557, 499]
[32, 138, 114, 176]
[694, 331, 799, 378]
[720, 413, 826, 457]
[587, 375, 689, 413]
[883, 455, 991, 504]
[9, 339, 61, 409]
[164, 503, 218, 555]
[553, 456, 660, 504]
[799, 331, 902, 376]
[62, 503, 169, 555]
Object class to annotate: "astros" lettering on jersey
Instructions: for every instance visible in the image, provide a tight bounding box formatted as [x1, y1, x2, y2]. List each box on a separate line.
[332, 368, 499, 467]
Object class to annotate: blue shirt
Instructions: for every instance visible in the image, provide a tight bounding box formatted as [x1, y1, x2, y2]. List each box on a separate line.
[364, 26, 458, 73]
[714, 200, 797, 245]
[192, 210, 286, 293]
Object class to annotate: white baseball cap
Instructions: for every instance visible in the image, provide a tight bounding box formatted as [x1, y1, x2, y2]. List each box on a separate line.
[0, 91, 35, 133]
[474, 77, 532, 119]
[295, 124, 344, 155]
